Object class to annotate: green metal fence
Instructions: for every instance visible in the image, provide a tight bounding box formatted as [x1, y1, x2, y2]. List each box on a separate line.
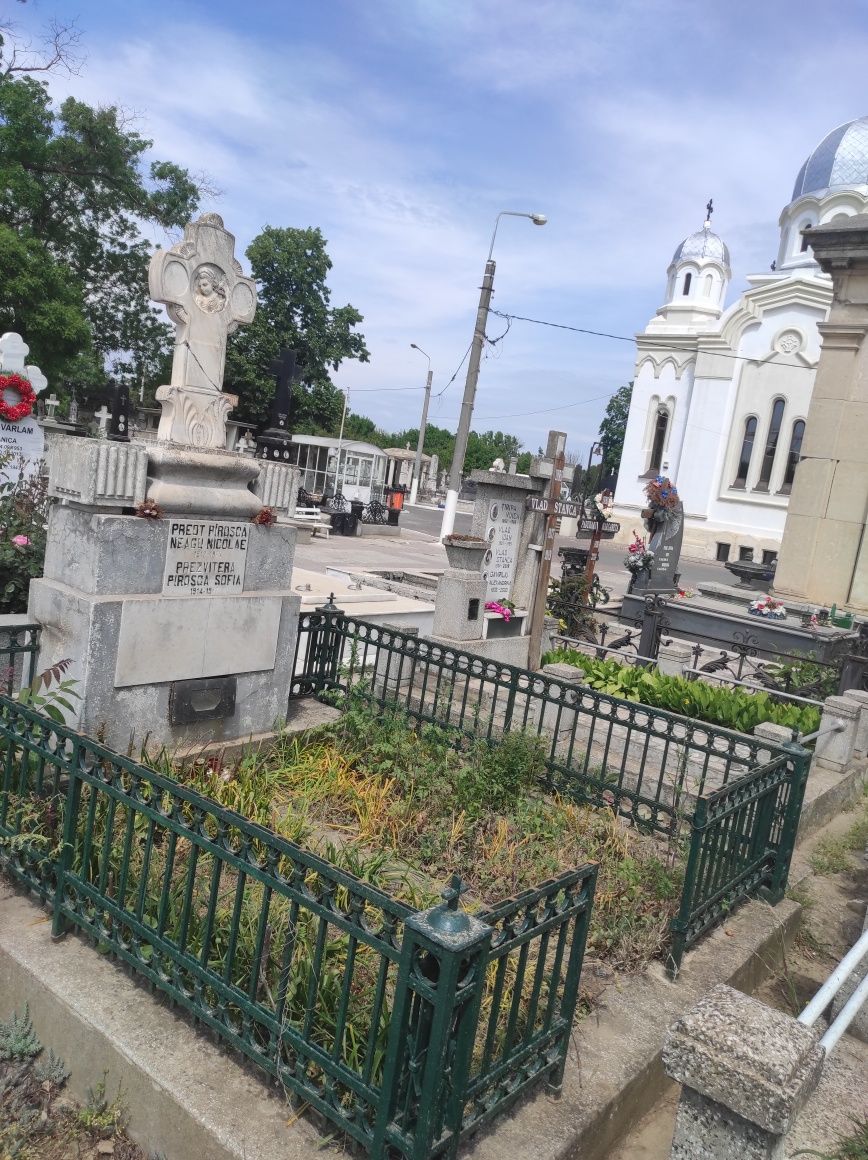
[0, 621, 40, 695]
[0, 695, 596, 1159]
[291, 607, 812, 974]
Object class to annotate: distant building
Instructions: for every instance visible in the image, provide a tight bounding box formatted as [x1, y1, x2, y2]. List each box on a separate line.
[286, 433, 388, 502]
[614, 116, 868, 563]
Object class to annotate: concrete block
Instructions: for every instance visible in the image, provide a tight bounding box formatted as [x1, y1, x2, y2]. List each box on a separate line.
[48, 435, 148, 508]
[657, 641, 693, 677]
[841, 689, 868, 757]
[814, 694, 861, 773]
[252, 460, 298, 515]
[29, 577, 301, 752]
[663, 983, 824, 1153]
[432, 571, 487, 641]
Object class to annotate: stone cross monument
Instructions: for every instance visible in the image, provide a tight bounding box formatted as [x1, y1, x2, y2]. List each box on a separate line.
[30, 213, 302, 752]
[149, 213, 256, 449]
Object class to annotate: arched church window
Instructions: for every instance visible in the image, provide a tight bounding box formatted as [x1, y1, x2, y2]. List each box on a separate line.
[682, 272, 692, 295]
[755, 398, 785, 490]
[779, 420, 805, 494]
[800, 223, 812, 253]
[649, 408, 669, 474]
[703, 273, 713, 296]
[732, 417, 757, 489]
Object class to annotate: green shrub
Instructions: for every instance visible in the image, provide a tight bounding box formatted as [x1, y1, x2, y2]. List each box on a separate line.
[541, 647, 820, 735]
[0, 455, 51, 614]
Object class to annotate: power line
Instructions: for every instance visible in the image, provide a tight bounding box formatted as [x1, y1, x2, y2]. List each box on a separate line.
[437, 389, 618, 425]
[489, 309, 818, 372]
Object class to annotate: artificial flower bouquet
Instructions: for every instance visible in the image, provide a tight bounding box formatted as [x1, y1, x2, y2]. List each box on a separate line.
[624, 530, 654, 574]
[749, 596, 787, 620]
[644, 476, 679, 511]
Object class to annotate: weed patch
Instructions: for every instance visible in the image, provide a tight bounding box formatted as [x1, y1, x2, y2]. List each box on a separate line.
[182, 698, 681, 971]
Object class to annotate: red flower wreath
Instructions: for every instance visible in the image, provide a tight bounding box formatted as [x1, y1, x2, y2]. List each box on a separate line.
[0, 374, 36, 423]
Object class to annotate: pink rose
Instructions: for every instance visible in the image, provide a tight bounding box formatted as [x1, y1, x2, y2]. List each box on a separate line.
[10, 535, 29, 548]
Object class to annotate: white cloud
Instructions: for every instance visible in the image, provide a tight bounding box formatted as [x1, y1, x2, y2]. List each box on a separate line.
[13, 0, 868, 453]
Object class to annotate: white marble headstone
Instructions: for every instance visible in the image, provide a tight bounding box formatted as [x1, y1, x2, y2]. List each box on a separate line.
[0, 332, 47, 484]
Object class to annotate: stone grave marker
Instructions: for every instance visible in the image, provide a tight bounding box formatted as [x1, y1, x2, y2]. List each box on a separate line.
[0, 331, 48, 485]
[94, 405, 111, 435]
[482, 498, 523, 600]
[31, 213, 300, 752]
[631, 496, 684, 595]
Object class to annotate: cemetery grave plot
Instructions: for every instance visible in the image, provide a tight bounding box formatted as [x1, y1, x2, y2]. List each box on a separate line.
[179, 702, 682, 973]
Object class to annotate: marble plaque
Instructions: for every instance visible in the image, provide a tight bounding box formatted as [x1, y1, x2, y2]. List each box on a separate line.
[0, 416, 44, 484]
[114, 594, 281, 687]
[162, 518, 249, 596]
[482, 499, 522, 601]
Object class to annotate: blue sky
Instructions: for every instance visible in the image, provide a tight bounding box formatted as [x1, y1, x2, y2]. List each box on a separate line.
[13, 0, 868, 458]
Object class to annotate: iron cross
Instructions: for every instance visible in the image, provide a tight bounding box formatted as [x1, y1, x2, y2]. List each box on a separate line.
[268, 349, 302, 432]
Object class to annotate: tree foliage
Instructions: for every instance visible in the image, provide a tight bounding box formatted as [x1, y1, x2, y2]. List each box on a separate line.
[597, 382, 633, 474]
[226, 226, 370, 431]
[0, 45, 201, 397]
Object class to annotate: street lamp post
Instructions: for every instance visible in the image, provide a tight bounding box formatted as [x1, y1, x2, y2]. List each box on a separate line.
[409, 343, 432, 506]
[439, 210, 547, 539]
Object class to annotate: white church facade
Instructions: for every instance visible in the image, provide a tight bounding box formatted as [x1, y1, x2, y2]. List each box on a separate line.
[613, 116, 868, 563]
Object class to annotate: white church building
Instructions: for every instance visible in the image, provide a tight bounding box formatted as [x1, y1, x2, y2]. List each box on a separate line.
[613, 116, 868, 564]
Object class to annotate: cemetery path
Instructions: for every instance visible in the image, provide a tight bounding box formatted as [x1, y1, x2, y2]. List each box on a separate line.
[610, 799, 868, 1159]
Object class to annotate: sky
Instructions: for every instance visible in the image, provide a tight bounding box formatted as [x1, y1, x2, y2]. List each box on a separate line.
[11, 0, 868, 459]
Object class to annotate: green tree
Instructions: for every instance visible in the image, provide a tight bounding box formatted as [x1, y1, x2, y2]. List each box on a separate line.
[597, 382, 633, 474]
[225, 226, 369, 431]
[464, 429, 521, 472]
[0, 54, 201, 395]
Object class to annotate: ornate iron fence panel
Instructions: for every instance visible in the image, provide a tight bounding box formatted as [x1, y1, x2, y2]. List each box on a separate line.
[290, 609, 810, 974]
[0, 694, 597, 1158]
[668, 742, 810, 973]
[464, 866, 597, 1134]
[0, 622, 40, 696]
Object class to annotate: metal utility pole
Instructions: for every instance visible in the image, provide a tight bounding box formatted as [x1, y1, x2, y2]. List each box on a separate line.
[440, 259, 496, 538]
[409, 344, 432, 506]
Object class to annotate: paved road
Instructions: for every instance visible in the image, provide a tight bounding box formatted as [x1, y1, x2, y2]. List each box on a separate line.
[399, 503, 472, 537]
[295, 503, 732, 595]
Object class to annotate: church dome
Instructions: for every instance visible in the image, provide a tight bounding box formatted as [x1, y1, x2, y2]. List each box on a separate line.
[792, 117, 868, 200]
[671, 227, 730, 272]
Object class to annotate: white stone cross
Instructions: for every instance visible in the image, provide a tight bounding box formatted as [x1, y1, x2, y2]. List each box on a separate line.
[0, 332, 29, 373]
[149, 213, 257, 448]
[0, 332, 48, 398]
[94, 404, 111, 435]
[44, 393, 59, 419]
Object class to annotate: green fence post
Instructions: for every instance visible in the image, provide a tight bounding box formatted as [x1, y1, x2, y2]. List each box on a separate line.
[372, 876, 492, 1160]
[668, 797, 707, 978]
[51, 738, 81, 940]
[767, 743, 812, 902]
[314, 596, 345, 692]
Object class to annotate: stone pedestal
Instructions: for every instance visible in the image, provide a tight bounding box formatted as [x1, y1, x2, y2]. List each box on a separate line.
[30, 505, 300, 752]
[469, 469, 545, 609]
[813, 694, 861, 773]
[657, 640, 693, 677]
[773, 215, 868, 612]
[431, 570, 487, 642]
[663, 984, 824, 1159]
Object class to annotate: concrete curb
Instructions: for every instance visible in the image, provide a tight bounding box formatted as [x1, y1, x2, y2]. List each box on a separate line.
[0, 884, 322, 1160]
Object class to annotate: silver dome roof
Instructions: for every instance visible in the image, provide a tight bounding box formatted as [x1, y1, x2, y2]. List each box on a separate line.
[671, 227, 730, 271]
[792, 117, 868, 200]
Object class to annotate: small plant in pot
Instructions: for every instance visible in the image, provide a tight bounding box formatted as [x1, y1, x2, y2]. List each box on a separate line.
[442, 533, 488, 571]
